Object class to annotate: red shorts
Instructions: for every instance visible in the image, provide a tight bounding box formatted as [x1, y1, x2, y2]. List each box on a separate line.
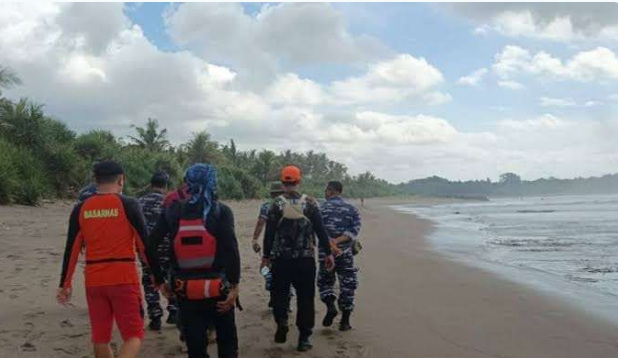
[85, 284, 144, 344]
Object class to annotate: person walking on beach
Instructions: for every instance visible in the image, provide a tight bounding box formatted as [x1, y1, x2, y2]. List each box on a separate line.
[263, 165, 335, 352]
[137, 171, 176, 331]
[251, 182, 284, 308]
[147, 164, 240, 358]
[57, 160, 150, 358]
[318, 181, 362, 331]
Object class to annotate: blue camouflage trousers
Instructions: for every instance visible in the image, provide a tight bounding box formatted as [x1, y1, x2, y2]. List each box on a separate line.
[318, 249, 359, 312]
[140, 239, 177, 321]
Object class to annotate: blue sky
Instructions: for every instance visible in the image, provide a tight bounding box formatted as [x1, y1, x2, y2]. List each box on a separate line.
[1, 3, 618, 182]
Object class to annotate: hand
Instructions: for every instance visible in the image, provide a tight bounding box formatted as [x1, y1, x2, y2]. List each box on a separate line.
[324, 255, 335, 272]
[330, 239, 342, 257]
[56, 287, 72, 305]
[159, 282, 173, 299]
[252, 240, 261, 254]
[260, 258, 271, 270]
[216, 286, 239, 313]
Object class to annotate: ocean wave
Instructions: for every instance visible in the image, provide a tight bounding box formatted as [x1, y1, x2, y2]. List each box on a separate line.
[516, 209, 556, 213]
[580, 266, 618, 274]
[488, 238, 575, 247]
[565, 274, 598, 283]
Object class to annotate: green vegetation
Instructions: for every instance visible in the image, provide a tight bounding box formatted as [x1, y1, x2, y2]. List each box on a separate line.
[398, 172, 618, 198]
[0, 67, 396, 205]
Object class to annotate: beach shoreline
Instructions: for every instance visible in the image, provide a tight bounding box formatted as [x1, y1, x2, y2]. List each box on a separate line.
[1, 198, 618, 357]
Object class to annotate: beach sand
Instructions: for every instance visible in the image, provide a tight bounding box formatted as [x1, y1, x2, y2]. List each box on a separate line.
[1, 198, 617, 357]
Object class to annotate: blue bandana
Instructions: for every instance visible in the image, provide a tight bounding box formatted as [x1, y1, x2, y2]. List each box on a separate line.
[185, 164, 218, 222]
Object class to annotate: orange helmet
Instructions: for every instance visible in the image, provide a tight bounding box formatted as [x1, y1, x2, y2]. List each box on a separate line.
[281, 165, 302, 183]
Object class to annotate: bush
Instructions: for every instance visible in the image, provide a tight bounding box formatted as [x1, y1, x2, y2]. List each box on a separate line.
[219, 166, 263, 199]
[0, 139, 18, 204]
[119, 147, 183, 196]
[12, 146, 50, 205]
[218, 167, 245, 200]
[74, 130, 121, 163]
[42, 143, 88, 196]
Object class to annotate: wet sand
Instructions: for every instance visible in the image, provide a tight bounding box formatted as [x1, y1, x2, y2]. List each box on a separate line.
[0, 198, 617, 357]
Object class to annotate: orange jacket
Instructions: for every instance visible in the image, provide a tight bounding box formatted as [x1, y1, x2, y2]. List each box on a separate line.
[59, 193, 149, 288]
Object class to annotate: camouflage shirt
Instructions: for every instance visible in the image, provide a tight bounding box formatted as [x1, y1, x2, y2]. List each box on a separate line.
[258, 201, 271, 220]
[320, 196, 361, 250]
[138, 191, 165, 232]
[263, 192, 332, 260]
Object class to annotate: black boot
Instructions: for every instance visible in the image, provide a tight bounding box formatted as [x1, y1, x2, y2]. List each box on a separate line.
[339, 310, 352, 331]
[322, 300, 338, 327]
[297, 333, 313, 352]
[166, 311, 177, 325]
[274, 324, 288, 343]
[148, 317, 161, 331]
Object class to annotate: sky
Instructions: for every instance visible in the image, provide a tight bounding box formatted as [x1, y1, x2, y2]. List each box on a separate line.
[1, 2, 618, 183]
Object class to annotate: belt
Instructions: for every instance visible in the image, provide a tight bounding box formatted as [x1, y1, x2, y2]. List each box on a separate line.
[86, 257, 135, 265]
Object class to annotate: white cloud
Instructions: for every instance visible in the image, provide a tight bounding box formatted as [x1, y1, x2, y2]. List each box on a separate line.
[449, 3, 618, 43]
[164, 2, 390, 86]
[539, 97, 576, 107]
[266, 73, 324, 106]
[329, 54, 446, 105]
[493, 45, 618, 83]
[584, 101, 602, 107]
[457, 68, 488, 86]
[497, 80, 525, 90]
[499, 114, 567, 130]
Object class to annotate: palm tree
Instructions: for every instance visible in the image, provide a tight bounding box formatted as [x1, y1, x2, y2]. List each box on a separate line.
[0, 99, 45, 148]
[128, 118, 170, 152]
[0, 65, 21, 97]
[184, 131, 221, 164]
[252, 150, 278, 183]
[222, 139, 238, 166]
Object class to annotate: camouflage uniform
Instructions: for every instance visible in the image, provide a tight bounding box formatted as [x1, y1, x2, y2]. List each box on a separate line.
[259, 202, 274, 291]
[138, 191, 177, 321]
[77, 183, 97, 203]
[263, 193, 333, 336]
[318, 196, 361, 311]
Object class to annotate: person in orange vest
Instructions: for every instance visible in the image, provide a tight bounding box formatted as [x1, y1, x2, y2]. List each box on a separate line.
[57, 160, 151, 358]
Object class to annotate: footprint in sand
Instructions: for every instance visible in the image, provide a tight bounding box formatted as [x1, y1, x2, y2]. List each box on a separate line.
[24, 311, 45, 319]
[21, 342, 36, 352]
[63, 333, 86, 339]
[54, 346, 80, 355]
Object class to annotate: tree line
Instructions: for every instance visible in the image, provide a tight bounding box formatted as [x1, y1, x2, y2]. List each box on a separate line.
[397, 172, 618, 198]
[0, 67, 396, 205]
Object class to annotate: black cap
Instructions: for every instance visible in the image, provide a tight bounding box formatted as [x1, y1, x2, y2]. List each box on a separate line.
[93, 160, 124, 177]
[151, 170, 170, 187]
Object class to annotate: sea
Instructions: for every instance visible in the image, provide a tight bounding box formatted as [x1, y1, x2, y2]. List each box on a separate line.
[393, 194, 618, 324]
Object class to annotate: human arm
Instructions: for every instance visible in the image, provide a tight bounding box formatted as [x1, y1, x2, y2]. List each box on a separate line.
[333, 205, 362, 245]
[216, 204, 241, 285]
[251, 217, 266, 254]
[144, 208, 172, 285]
[216, 204, 241, 312]
[262, 202, 280, 262]
[306, 199, 335, 270]
[57, 205, 84, 304]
